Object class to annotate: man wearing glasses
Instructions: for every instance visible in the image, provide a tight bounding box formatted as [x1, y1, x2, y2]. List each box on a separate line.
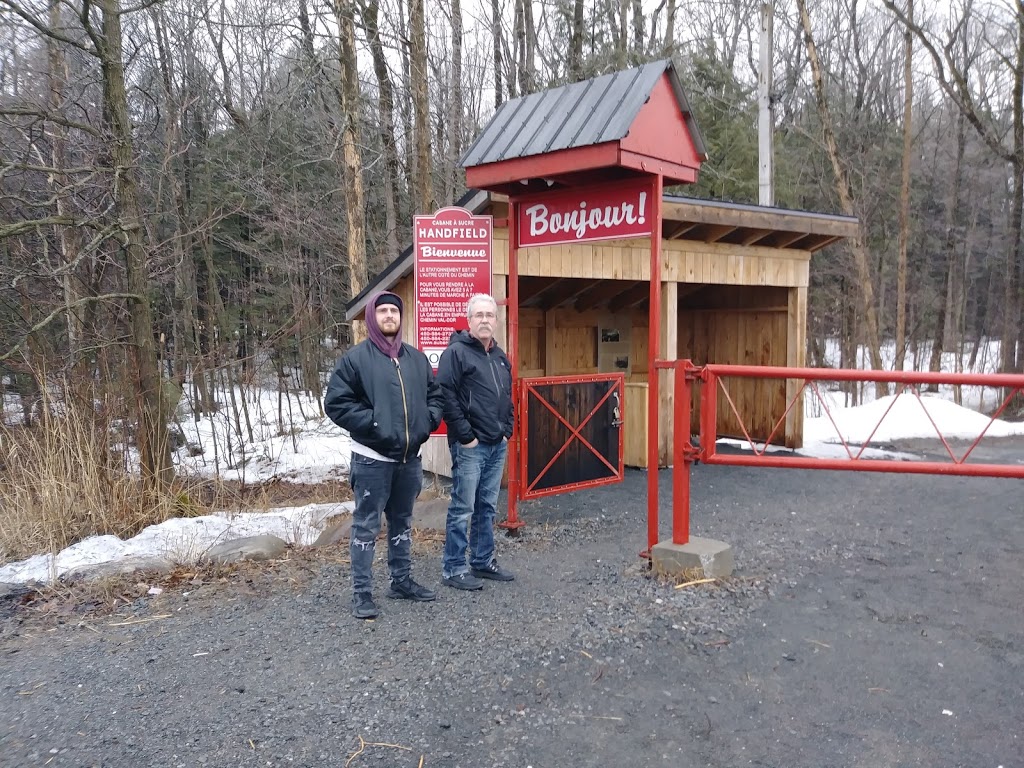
[436, 294, 516, 590]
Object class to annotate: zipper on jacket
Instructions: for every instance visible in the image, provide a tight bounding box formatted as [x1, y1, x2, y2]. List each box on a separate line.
[487, 351, 502, 395]
[395, 357, 411, 462]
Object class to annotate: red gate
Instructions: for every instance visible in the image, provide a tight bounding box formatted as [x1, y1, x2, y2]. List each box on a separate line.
[653, 360, 1024, 553]
[518, 373, 625, 501]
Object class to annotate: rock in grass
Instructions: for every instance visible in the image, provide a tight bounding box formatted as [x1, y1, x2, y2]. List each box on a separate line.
[311, 517, 353, 547]
[63, 556, 176, 584]
[204, 535, 288, 564]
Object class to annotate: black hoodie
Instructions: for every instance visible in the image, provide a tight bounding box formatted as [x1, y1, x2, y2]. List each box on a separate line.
[436, 330, 514, 445]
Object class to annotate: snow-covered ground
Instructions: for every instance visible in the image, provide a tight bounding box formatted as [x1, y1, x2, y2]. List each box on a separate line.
[2, 340, 1023, 586]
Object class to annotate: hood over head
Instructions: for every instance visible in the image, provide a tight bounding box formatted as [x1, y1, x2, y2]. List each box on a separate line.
[367, 291, 403, 358]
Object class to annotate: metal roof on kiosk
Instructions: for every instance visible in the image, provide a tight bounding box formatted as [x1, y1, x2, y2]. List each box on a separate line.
[460, 59, 707, 192]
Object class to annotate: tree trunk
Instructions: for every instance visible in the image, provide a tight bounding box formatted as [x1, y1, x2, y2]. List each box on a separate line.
[928, 110, 967, 386]
[893, 0, 913, 375]
[448, 0, 464, 199]
[616, 0, 628, 69]
[491, 0, 503, 106]
[884, 0, 1024, 378]
[152, 9, 209, 413]
[631, 0, 644, 61]
[333, 0, 368, 303]
[98, 0, 173, 491]
[796, 0, 885, 385]
[362, 0, 402, 260]
[569, 0, 584, 82]
[1007, 8, 1024, 378]
[663, 0, 676, 57]
[46, 0, 87, 404]
[410, 0, 433, 213]
[514, 0, 524, 96]
[524, 0, 535, 92]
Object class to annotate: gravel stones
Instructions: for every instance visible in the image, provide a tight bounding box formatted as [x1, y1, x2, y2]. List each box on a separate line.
[1, 460, 1022, 767]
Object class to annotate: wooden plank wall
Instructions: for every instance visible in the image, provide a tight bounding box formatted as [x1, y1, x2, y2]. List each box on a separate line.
[624, 382, 650, 467]
[679, 307, 789, 446]
[493, 234, 811, 289]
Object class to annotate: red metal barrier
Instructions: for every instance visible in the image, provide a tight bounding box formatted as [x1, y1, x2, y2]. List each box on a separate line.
[658, 361, 1024, 550]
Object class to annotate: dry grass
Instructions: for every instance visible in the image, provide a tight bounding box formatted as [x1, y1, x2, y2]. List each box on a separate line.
[0, 415, 190, 565]
[0, 411, 214, 565]
[0, 402, 360, 566]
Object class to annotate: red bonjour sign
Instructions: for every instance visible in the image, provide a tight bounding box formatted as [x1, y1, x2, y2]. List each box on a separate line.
[516, 178, 654, 248]
[414, 206, 493, 370]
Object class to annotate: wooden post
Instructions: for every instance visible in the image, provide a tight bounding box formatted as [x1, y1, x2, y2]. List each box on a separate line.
[659, 281, 678, 466]
[785, 285, 807, 448]
[646, 174, 664, 555]
[504, 198, 524, 529]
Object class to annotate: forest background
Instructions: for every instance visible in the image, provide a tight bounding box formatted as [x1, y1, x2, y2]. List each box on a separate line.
[1, 0, 1022, 554]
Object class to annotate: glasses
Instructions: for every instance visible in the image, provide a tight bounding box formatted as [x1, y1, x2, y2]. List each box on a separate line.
[471, 311, 497, 320]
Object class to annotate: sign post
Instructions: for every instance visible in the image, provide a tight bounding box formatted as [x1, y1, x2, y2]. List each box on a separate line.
[414, 207, 493, 433]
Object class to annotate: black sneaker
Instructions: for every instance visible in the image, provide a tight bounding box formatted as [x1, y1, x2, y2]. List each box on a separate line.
[471, 561, 515, 582]
[351, 592, 379, 619]
[387, 578, 437, 602]
[442, 572, 484, 591]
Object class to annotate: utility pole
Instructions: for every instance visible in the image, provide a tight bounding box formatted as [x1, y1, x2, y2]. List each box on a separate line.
[758, 2, 775, 207]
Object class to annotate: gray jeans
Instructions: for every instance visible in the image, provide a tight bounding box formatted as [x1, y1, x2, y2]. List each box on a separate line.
[348, 454, 422, 594]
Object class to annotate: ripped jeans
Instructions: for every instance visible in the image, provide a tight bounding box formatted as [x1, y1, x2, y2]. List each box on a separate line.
[348, 453, 422, 594]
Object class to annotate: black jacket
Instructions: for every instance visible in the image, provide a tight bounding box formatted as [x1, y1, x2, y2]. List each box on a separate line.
[324, 341, 443, 462]
[436, 331, 514, 445]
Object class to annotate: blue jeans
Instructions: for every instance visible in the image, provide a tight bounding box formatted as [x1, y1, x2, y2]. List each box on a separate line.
[443, 440, 507, 577]
[349, 454, 422, 594]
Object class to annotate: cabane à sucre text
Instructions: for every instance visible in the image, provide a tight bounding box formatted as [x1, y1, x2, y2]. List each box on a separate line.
[417, 226, 490, 239]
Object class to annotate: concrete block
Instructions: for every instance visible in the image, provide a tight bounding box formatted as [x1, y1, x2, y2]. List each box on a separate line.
[650, 536, 734, 579]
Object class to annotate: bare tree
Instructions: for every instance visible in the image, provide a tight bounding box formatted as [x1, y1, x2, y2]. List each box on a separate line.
[331, 0, 368, 299]
[893, 0, 913, 374]
[884, 0, 1024, 376]
[796, 0, 885, 377]
[564, 0, 584, 81]
[410, 0, 433, 212]
[491, 0, 503, 105]
[449, 0, 465, 197]
[359, 0, 402, 259]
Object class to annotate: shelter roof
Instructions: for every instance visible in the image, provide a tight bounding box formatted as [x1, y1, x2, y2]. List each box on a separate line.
[461, 60, 707, 193]
[344, 192, 857, 321]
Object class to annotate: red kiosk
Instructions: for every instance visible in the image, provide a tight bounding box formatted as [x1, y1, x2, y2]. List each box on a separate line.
[460, 59, 730, 571]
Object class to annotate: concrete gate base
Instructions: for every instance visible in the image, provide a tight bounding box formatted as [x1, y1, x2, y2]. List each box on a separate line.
[650, 536, 734, 578]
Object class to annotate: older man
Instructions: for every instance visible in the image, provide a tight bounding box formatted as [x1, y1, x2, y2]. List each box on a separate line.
[436, 293, 515, 590]
[325, 291, 444, 619]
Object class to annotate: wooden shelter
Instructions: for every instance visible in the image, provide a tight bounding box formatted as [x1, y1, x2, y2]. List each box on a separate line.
[345, 60, 856, 478]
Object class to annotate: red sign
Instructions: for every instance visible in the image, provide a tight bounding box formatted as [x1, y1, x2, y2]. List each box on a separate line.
[414, 206, 492, 370]
[516, 178, 654, 248]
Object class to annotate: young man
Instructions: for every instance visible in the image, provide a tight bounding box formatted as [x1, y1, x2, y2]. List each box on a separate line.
[436, 293, 515, 590]
[324, 291, 444, 619]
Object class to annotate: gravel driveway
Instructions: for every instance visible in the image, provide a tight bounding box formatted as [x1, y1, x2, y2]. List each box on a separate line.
[2, 450, 1021, 767]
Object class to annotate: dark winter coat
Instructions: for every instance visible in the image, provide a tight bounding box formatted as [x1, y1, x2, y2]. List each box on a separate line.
[324, 341, 443, 462]
[436, 331, 514, 446]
